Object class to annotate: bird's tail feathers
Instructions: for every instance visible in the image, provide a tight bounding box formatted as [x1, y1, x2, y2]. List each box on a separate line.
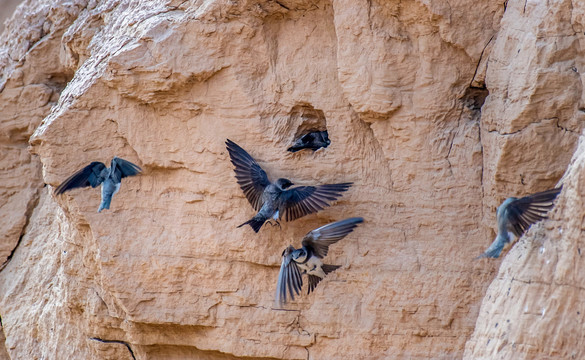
[474, 253, 489, 260]
[474, 242, 505, 260]
[307, 265, 341, 294]
[237, 216, 266, 233]
[322, 264, 341, 275]
[98, 197, 112, 213]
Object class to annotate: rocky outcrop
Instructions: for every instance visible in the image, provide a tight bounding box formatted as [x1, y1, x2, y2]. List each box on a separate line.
[0, 0, 21, 33]
[464, 0, 585, 358]
[0, 0, 583, 359]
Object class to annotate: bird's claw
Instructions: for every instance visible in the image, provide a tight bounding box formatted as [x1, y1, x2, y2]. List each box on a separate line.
[267, 220, 282, 229]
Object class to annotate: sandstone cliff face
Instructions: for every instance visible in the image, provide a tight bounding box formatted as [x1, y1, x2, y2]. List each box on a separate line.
[463, 0, 585, 358]
[0, 0, 583, 359]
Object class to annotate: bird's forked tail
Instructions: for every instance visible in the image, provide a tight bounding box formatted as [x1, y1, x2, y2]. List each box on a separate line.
[237, 215, 266, 233]
[322, 264, 341, 275]
[98, 196, 112, 213]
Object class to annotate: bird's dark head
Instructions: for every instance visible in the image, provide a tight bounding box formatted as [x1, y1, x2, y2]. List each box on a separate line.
[276, 178, 294, 190]
[282, 245, 295, 257]
[292, 248, 307, 262]
[497, 197, 517, 220]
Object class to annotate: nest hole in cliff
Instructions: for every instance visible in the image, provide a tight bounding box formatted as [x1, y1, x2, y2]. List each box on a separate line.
[286, 104, 330, 153]
[461, 86, 489, 111]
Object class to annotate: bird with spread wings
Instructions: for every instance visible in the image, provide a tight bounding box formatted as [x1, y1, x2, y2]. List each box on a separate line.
[226, 139, 352, 232]
[55, 157, 142, 212]
[276, 217, 364, 304]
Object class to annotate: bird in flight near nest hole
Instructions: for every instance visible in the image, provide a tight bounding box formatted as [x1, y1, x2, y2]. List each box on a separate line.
[225, 139, 352, 232]
[287, 130, 330, 153]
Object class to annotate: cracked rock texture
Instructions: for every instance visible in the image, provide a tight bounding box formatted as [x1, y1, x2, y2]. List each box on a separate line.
[463, 0, 585, 358]
[0, 0, 583, 359]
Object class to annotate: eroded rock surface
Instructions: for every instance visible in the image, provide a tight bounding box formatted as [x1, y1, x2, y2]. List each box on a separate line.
[0, 0, 583, 359]
[464, 0, 585, 358]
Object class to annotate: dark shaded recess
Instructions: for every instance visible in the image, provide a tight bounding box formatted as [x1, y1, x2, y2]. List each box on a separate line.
[288, 104, 329, 151]
[0, 187, 41, 272]
[139, 344, 286, 360]
[462, 86, 489, 111]
[46, 72, 74, 95]
[0, 234, 24, 272]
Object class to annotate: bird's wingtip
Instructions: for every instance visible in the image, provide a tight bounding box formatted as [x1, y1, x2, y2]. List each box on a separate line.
[340, 217, 364, 224]
[474, 251, 500, 260]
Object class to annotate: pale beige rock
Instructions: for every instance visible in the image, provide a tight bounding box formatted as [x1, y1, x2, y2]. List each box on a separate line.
[0, 0, 583, 359]
[464, 0, 585, 357]
[463, 139, 585, 359]
[0, 0, 22, 33]
[0, 324, 7, 360]
[479, 0, 583, 208]
[0, 0, 80, 270]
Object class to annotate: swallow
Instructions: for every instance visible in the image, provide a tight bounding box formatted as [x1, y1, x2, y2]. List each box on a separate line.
[225, 139, 352, 232]
[55, 157, 142, 212]
[476, 186, 562, 259]
[275, 217, 364, 304]
[287, 131, 330, 153]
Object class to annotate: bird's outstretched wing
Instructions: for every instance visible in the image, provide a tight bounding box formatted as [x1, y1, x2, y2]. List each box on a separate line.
[302, 217, 364, 258]
[226, 139, 270, 211]
[307, 275, 322, 294]
[287, 132, 315, 152]
[275, 246, 303, 304]
[279, 183, 352, 222]
[504, 187, 562, 237]
[307, 264, 341, 294]
[55, 162, 107, 194]
[110, 157, 142, 183]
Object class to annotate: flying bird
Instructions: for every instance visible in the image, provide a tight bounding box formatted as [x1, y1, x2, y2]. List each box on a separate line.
[55, 157, 142, 212]
[287, 130, 330, 153]
[275, 217, 364, 304]
[476, 186, 562, 259]
[225, 139, 352, 232]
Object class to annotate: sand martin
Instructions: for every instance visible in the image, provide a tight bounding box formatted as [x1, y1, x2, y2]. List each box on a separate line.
[55, 157, 142, 212]
[477, 187, 562, 259]
[287, 131, 330, 153]
[275, 217, 364, 304]
[226, 139, 352, 232]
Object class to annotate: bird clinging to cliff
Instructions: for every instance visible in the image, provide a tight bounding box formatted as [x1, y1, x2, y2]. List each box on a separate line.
[55, 157, 142, 212]
[287, 130, 330, 153]
[476, 186, 562, 259]
[276, 217, 364, 304]
[225, 139, 352, 233]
